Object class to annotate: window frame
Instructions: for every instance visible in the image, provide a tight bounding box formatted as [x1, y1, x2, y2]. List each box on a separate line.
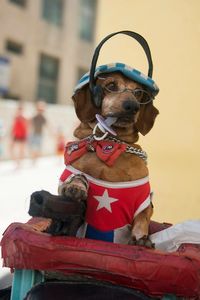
[42, 0, 64, 27]
[5, 40, 24, 55]
[9, 0, 26, 8]
[79, 0, 97, 42]
[37, 53, 60, 104]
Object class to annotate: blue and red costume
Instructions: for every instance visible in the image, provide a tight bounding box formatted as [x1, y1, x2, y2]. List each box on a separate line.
[59, 139, 151, 244]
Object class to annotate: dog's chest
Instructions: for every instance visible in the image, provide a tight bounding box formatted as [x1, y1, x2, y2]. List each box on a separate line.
[71, 151, 148, 182]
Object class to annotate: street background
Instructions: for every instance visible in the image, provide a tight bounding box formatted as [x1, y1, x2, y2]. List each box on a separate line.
[0, 0, 200, 288]
[0, 156, 64, 288]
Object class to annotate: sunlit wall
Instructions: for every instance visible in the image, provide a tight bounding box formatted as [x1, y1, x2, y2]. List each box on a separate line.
[95, 0, 200, 223]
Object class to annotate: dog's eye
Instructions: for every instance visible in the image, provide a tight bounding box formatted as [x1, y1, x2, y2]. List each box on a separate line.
[134, 89, 152, 104]
[133, 89, 143, 100]
[105, 82, 118, 92]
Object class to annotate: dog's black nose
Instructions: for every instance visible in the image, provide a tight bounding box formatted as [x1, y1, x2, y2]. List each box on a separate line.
[122, 100, 140, 114]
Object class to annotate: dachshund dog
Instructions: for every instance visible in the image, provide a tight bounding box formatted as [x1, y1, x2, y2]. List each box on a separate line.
[58, 70, 159, 247]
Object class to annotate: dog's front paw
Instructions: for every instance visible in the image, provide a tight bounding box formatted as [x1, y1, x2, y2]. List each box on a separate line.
[58, 174, 88, 202]
[63, 184, 87, 201]
[129, 236, 155, 248]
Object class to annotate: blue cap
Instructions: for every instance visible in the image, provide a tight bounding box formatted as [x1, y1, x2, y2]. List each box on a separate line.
[74, 62, 159, 96]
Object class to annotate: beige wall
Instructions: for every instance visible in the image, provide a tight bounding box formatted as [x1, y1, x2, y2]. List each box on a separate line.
[95, 0, 200, 223]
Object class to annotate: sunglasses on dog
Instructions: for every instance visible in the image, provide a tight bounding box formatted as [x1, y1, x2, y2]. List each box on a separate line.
[99, 77, 153, 105]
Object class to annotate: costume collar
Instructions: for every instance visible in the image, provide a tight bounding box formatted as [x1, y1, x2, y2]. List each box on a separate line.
[64, 135, 147, 167]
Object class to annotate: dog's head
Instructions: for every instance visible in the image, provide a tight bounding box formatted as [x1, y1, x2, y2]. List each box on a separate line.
[72, 67, 159, 140]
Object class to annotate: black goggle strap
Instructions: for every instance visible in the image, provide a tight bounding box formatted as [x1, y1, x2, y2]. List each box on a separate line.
[89, 30, 154, 101]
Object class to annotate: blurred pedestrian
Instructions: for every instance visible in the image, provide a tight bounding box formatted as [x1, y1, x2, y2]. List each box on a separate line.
[10, 104, 28, 166]
[55, 127, 66, 163]
[29, 101, 47, 162]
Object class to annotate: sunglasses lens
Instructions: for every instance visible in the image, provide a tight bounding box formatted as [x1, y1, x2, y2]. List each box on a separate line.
[103, 81, 152, 104]
[133, 89, 143, 99]
[105, 82, 121, 93]
[134, 89, 151, 104]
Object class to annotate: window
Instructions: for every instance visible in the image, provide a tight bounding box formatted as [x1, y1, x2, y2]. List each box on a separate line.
[37, 54, 59, 104]
[9, 0, 26, 7]
[79, 0, 97, 41]
[42, 0, 64, 26]
[5, 40, 23, 55]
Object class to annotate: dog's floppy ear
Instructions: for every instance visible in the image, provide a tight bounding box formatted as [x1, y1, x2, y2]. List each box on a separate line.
[72, 85, 100, 122]
[135, 102, 159, 135]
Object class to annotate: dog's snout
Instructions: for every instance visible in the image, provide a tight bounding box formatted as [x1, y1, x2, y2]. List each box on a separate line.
[122, 99, 140, 114]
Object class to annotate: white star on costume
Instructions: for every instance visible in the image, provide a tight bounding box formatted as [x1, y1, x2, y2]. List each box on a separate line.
[94, 189, 118, 213]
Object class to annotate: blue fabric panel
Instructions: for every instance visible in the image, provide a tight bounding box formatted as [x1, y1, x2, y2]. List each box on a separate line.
[85, 224, 114, 242]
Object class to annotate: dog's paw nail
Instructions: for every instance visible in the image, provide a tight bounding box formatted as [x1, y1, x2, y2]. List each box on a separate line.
[68, 186, 75, 193]
[74, 188, 79, 195]
[133, 236, 154, 248]
[128, 238, 136, 245]
[137, 239, 145, 246]
[80, 190, 87, 199]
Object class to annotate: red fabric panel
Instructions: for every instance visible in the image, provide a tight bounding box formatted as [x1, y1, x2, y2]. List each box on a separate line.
[1, 218, 200, 298]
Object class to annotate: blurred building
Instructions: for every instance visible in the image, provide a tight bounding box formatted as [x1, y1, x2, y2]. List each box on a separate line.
[0, 0, 97, 104]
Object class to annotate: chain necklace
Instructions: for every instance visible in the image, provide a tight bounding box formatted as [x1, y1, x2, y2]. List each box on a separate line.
[85, 135, 148, 163]
[106, 136, 148, 162]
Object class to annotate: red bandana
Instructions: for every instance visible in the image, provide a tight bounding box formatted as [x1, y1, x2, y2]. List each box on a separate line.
[64, 139, 126, 167]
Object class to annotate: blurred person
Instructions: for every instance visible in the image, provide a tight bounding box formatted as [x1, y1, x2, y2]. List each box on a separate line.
[10, 104, 28, 166]
[55, 127, 66, 163]
[29, 101, 47, 162]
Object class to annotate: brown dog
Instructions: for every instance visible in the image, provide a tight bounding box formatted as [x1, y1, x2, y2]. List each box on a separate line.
[58, 71, 159, 247]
